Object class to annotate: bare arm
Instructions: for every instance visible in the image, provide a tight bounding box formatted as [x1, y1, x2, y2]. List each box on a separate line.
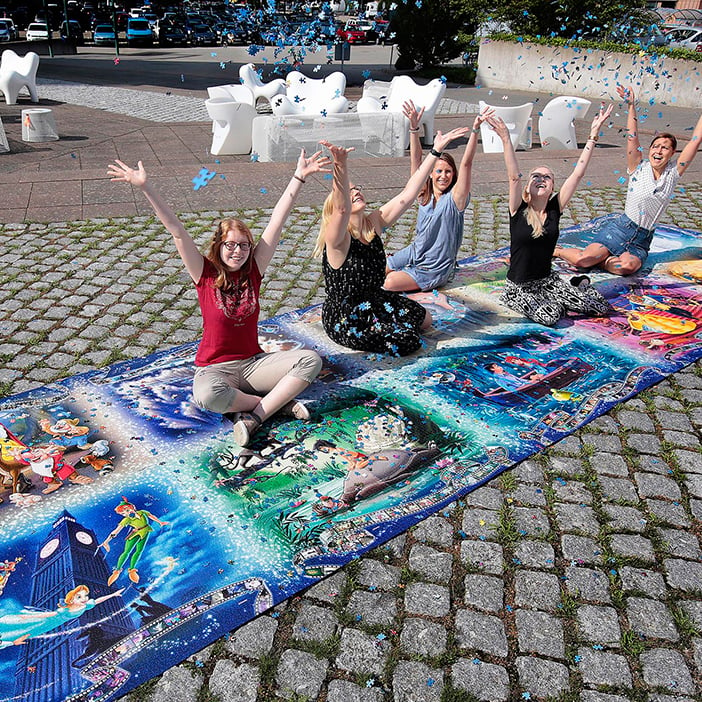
[320, 141, 353, 267]
[107, 160, 204, 284]
[403, 100, 424, 175]
[487, 116, 522, 215]
[255, 149, 331, 274]
[377, 127, 471, 228]
[452, 107, 492, 210]
[677, 111, 702, 176]
[617, 85, 642, 174]
[558, 103, 614, 209]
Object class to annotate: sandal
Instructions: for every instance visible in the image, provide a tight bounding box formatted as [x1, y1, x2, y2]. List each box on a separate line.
[233, 412, 262, 447]
[280, 399, 310, 421]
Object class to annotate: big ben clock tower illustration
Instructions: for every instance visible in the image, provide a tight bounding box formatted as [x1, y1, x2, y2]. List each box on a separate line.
[14, 510, 135, 702]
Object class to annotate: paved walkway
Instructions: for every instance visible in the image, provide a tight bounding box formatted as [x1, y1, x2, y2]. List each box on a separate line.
[1, 76, 702, 702]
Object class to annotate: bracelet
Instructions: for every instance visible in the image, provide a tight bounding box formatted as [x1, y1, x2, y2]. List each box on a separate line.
[293, 175, 306, 184]
[409, 127, 420, 133]
[430, 147, 442, 157]
[472, 127, 480, 133]
[587, 136, 598, 142]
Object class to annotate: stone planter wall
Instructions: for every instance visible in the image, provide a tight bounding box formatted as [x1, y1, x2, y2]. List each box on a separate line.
[476, 39, 702, 109]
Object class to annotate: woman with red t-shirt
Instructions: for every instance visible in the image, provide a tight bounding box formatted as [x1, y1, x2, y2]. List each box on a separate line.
[108, 150, 329, 446]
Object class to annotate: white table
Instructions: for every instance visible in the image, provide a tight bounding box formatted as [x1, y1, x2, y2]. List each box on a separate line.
[22, 108, 58, 142]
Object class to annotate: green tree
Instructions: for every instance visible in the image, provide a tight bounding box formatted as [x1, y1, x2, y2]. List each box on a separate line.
[489, 0, 648, 40]
[390, 0, 488, 70]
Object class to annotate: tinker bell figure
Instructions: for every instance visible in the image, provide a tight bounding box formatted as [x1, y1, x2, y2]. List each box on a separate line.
[99, 496, 169, 586]
[0, 584, 124, 649]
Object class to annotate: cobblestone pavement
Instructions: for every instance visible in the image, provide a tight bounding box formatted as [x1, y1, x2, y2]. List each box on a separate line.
[2, 178, 702, 701]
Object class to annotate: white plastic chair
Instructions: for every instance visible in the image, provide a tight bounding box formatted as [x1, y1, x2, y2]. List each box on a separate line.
[271, 71, 348, 117]
[205, 97, 255, 155]
[207, 84, 255, 106]
[357, 76, 446, 146]
[538, 96, 592, 150]
[0, 49, 39, 105]
[478, 100, 533, 153]
[238, 63, 286, 109]
[0, 116, 8, 153]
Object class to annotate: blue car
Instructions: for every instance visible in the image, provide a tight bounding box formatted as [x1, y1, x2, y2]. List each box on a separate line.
[92, 23, 116, 46]
[126, 18, 153, 46]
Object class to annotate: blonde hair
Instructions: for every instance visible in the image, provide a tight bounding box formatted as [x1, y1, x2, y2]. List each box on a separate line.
[312, 192, 376, 259]
[206, 219, 255, 291]
[522, 167, 555, 238]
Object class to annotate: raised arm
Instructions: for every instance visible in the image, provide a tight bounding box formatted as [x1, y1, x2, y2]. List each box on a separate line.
[377, 127, 471, 228]
[107, 160, 204, 283]
[617, 85, 642, 174]
[403, 100, 424, 175]
[255, 149, 331, 274]
[320, 141, 353, 266]
[487, 115, 522, 215]
[452, 107, 492, 210]
[677, 111, 702, 176]
[558, 103, 613, 209]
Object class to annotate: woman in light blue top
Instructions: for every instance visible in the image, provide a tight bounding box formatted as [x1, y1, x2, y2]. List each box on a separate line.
[384, 102, 490, 292]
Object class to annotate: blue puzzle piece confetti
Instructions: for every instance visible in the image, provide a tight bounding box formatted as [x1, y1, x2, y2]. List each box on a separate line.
[192, 168, 216, 191]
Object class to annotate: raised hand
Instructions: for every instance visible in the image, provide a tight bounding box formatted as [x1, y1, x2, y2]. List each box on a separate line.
[485, 114, 511, 142]
[616, 84, 636, 106]
[107, 159, 147, 188]
[320, 140, 355, 164]
[432, 126, 471, 152]
[590, 102, 614, 135]
[402, 99, 425, 131]
[296, 148, 332, 180]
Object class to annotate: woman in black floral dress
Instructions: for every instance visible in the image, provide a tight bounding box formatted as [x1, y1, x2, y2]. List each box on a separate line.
[313, 133, 469, 356]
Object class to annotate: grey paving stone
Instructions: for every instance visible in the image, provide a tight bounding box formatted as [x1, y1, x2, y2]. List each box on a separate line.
[576, 647, 632, 688]
[462, 508, 498, 540]
[411, 515, 454, 548]
[561, 534, 603, 565]
[463, 573, 504, 613]
[208, 659, 258, 702]
[409, 543, 453, 583]
[645, 498, 691, 528]
[582, 434, 623, 453]
[586, 415, 619, 434]
[691, 498, 702, 520]
[336, 628, 389, 675]
[577, 604, 622, 646]
[654, 409, 693, 431]
[357, 559, 401, 590]
[327, 679, 385, 702]
[564, 566, 611, 603]
[455, 609, 509, 658]
[673, 448, 702, 474]
[597, 475, 639, 502]
[404, 582, 451, 618]
[552, 479, 593, 504]
[548, 454, 584, 475]
[635, 472, 683, 500]
[516, 656, 570, 698]
[618, 566, 667, 598]
[550, 435, 582, 455]
[464, 485, 503, 510]
[663, 429, 699, 448]
[640, 648, 695, 694]
[392, 661, 443, 702]
[515, 609, 565, 659]
[685, 473, 702, 498]
[512, 483, 546, 506]
[513, 459, 544, 484]
[514, 540, 555, 569]
[681, 601, 702, 629]
[625, 433, 662, 455]
[305, 571, 347, 603]
[579, 692, 629, 702]
[399, 616, 448, 659]
[656, 527, 702, 560]
[275, 649, 328, 700]
[617, 409, 655, 432]
[292, 603, 339, 643]
[225, 615, 278, 658]
[602, 503, 646, 533]
[460, 539, 504, 575]
[149, 665, 203, 702]
[349, 590, 398, 627]
[514, 570, 561, 612]
[513, 506, 550, 537]
[380, 534, 406, 559]
[553, 501, 599, 536]
[664, 558, 702, 591]
[451, 658, 510, 702]
[609, 533, 656, 562]
[626, 597, 679, 642]
[638, 454, 673, 474]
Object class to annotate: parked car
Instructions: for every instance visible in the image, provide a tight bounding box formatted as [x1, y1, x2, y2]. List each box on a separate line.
[60, 19, 83, 43]
[186, 22, 216, 45]
[25, 21, 49, 40]
[92, 23, 116, 45]
[663, 24, 702, 50]
[158, 20, 186, 46]
[335, 21, 365, 44]
[126, 17, 153, 46]
[0, 19, 10, 41]
[366, 19, 391, 43]
[0, 16, 17, 39]
[219, 22, 246, 45]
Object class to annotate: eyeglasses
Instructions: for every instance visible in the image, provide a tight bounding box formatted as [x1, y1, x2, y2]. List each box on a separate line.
[350, 185, 363, 192]
[530, 173, 553, 182]
[221, 241, 251, 252]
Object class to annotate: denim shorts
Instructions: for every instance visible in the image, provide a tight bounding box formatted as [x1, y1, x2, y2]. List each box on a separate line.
[591, 214, 654, 263]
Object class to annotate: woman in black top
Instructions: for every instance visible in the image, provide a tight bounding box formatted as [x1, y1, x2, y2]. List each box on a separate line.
[487, 104, 613, 326]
